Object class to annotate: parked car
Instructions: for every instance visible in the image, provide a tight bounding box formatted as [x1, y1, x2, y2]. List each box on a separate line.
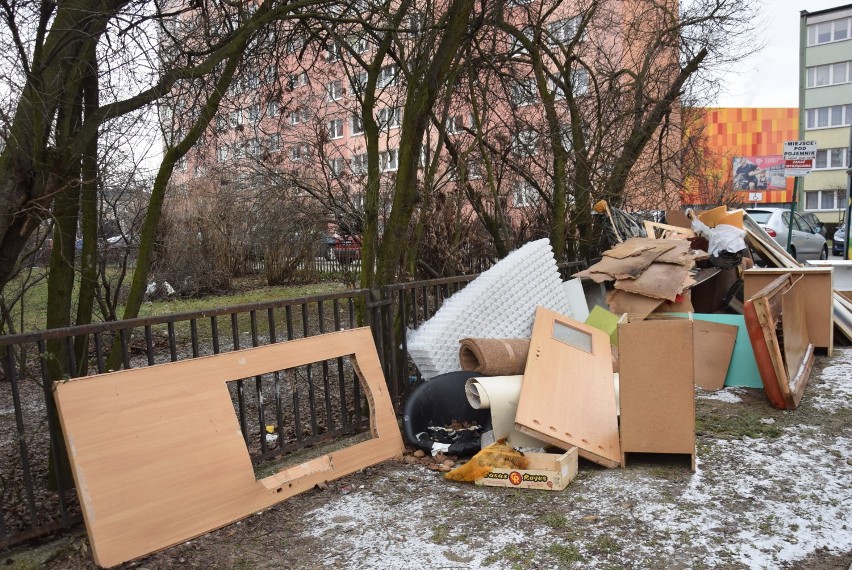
[833, 224, 847, 257]
[329, 234, 361, 264]
[800, 212, 827, 237]
[745, 208, 828, 261]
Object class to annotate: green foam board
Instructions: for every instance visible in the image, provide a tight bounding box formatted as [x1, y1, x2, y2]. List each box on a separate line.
[585, 305, 619, 347]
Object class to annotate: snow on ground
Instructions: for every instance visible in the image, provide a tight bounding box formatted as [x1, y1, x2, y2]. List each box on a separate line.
[303, 349, 852, 569]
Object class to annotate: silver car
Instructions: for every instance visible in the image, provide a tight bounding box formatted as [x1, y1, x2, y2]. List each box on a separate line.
[746, 208, 828, 261]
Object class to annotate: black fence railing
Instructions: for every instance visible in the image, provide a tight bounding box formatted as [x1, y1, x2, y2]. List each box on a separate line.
[0, 261, 588, 550]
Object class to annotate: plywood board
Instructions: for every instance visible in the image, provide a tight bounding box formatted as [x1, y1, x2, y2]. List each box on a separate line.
[576, 248, 670, 281]
[744, 267, 833, 354]
[54, 328, 404, 567]
[617, 315, 695, 470]
[613, 262, 693, 301]
[670, 313, 763, 388]
[514, 307, 621, 468]
[693, 320, 738, 391]
[744, 275, 814, 409]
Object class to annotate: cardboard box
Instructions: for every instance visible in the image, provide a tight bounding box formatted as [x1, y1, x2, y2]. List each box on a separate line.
[475, 448, 578, 491]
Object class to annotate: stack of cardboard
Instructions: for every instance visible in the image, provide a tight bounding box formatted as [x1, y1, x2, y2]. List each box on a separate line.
[574, 237, 706, 317]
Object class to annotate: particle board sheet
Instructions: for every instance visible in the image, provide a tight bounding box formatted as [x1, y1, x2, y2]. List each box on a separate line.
[54, 328, 404, 568]
[743, 267, 833, 354]
[743, 275, 814, 409]
[643, 220, 696, 240]
[613, 261, 693, 301]
[617, 314, 695, 470]
[514, 307, 621, 468]
[670, 313, 762, 388]
[693, 320, 738, 391]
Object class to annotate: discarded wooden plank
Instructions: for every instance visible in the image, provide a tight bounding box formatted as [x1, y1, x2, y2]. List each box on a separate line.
[54, 328, 404, 568]
[643, 220, 696, 240]
[515, 307, 622, 468]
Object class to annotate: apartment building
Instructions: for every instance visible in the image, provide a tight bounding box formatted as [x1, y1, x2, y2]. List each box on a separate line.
[799, 3, 852, 227]
[168, 0, 684, 240]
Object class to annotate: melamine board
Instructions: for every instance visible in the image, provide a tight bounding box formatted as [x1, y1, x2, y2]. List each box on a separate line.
[54, 328, 404, 567]
[514, 307, 621, 468]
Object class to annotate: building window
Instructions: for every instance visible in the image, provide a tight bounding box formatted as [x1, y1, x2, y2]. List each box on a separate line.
[380, 149, 398, 171]
[247, 103, 261, 124]
[548, 17, 580, 46]
[509, 79, 538, 107]
[290, 144, 311, 161]
[327, 80, 345, 101]
[328, 118, 344, 139]
[266, 99, 278, 117]
[806, 104, 852, 129]
[349, 34, 369, 53]
[445, 114, 464, 134]
[351, 152, 368, 174]
[513, 180, 537, 207]
[217, 146, 229, 163]
[290, 108, 309, 125]
[265, 65, 277, 85]
[351, 115, 364, 135]
[510, 27, 534, 58]
[806, 189, 842, 211]
[246, 71, 260, 90]
[571, 69, 589, 96]
[216, 114, 228, 131]
[378, 64, 398, 88]
[807, 16, 852, 45]
[288, 71, 308, 89]
[328, 157, 346, 176]
[378, 106, 402, 129]
[512, 129, 538, 156]
[247, 137, 261, 157]
[229, 108, 242, 128]
[232, 141, 244, 160]
[267, 133, 280, 152]
[806, 61, 851, 88]
[325, 42, 342, 62]
[193, 163, 204, 178]
[177, 156, 187, 171]
[815, 148, 848, 169]
[350, 71, 368, 97]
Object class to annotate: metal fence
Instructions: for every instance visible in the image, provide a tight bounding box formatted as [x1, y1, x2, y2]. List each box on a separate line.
[0, 261, 587, 550]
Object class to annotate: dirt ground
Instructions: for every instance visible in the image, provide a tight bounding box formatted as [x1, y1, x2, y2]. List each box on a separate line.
[6, 349, 852, 570]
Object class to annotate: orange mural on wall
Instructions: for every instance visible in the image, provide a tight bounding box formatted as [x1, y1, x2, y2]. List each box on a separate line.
[683, 107, 798, 205]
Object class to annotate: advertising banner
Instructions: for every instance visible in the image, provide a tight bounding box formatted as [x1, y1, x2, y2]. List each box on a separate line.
[732, 155, 787, 191]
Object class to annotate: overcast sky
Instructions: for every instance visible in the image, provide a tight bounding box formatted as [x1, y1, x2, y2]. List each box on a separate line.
[714, 0, 847, 108]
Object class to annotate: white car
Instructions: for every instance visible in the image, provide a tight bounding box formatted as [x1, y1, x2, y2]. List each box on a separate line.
[746, 208, 828, 261]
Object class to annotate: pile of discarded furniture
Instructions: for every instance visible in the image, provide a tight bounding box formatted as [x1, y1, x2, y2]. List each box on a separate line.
[49, 205, 852, 567]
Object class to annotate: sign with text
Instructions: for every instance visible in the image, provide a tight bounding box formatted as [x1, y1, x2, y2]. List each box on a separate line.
[783, 141, 817, 176]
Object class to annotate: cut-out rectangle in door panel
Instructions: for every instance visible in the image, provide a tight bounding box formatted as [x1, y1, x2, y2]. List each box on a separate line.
[54, 328, 403, 568]
[514, 307, 621, 468]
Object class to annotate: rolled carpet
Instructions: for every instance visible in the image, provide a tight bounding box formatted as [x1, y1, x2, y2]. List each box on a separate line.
[458, 338, 530, 376]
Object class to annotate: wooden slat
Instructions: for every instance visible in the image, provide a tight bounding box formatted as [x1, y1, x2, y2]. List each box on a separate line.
[54, 328, 404, 567]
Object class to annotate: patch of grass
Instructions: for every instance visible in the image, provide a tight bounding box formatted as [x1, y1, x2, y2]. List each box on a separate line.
[547, 542, 584, 564]
[695, 409, 783, 439]
[431, 523, 450, 544]
[593, 535, 621, 554]
[542, 513, 568, 529]
[483, 544, 529, 567]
